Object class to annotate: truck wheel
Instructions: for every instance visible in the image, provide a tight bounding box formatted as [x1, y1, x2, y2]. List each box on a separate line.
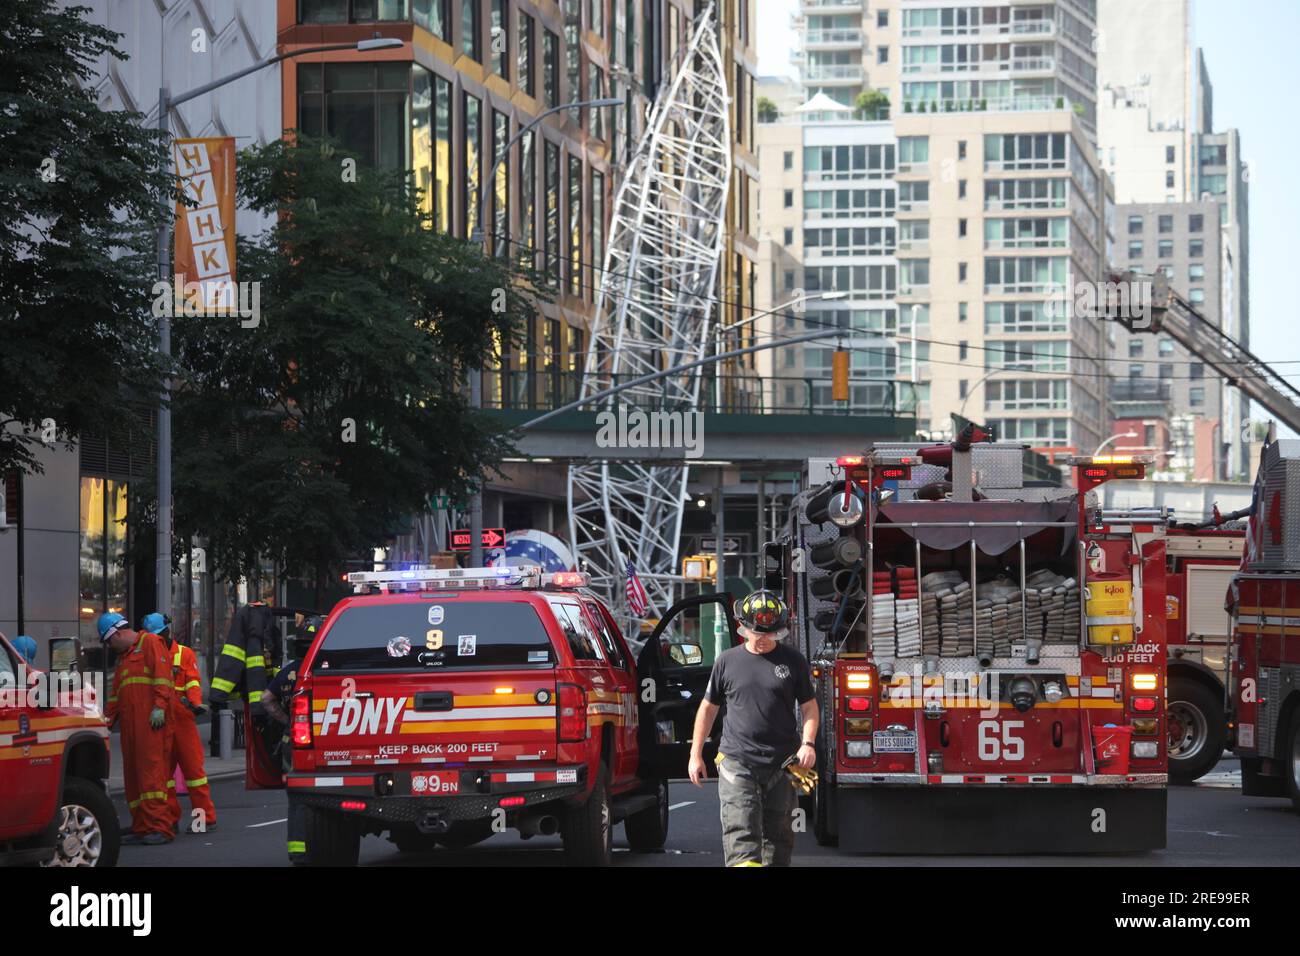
[436, 819, 496, 850]
[1283, 707, 1300, 815]
[562, 765, 613, 865]
[300, 805, 361, 866]
[41, 777, 119, 868]
[1167, 678, 1226, 783]
[624, 778, 670, 852]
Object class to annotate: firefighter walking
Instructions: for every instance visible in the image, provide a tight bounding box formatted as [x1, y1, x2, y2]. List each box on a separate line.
[142, 612, 217, 832]
[100, 612, 175, 845]
[688, 590, 819, 867]
[260, 616, 321, 865]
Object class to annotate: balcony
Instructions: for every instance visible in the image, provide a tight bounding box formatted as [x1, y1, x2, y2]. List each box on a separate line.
[1110, 379, 1173, 403]
[800, 0, 863, 12]
[1011, 57, 1055, 72]
[803, 63, 865, 83]
[803, 28, 863, 48]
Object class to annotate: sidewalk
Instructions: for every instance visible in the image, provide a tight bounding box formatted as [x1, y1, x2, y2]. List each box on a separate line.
[105, 718, 247, 795]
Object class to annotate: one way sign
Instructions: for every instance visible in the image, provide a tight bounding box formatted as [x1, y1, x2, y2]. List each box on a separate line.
[449, 528, 506, 551]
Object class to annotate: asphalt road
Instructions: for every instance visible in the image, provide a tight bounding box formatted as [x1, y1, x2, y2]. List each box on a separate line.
[112, 755, 1298, 867]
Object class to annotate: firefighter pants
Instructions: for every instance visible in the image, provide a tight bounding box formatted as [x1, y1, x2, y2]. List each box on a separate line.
[286, 795, 308, 864]
[169, 708, 217, 829]
[715, 754, 797, 867]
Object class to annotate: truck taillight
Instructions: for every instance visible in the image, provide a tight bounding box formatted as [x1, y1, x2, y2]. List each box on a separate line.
[845, 696, 871, 712]
[845, 671, 872, 691]
[1131, 672, 1158, 691]
[557, 684, 587, 742]
[291, 693, 312, 747]
[1131, 696, 1159, 713]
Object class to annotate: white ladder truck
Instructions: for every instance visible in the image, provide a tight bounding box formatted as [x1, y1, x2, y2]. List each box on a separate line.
[1104, 270, 1300, 781]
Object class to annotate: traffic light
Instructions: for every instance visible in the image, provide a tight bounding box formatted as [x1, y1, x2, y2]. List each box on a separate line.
[831, 348, 850, 402]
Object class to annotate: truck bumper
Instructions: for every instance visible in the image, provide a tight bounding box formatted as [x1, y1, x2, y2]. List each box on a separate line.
[836, 783, 1167, 854]
[284, 767, 587, 828]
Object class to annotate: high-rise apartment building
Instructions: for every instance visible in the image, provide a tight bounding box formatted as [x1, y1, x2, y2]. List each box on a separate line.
[763, 2, 1112, 456]
[1096, 0, 1250, 478]
[279, 1, 758, 528]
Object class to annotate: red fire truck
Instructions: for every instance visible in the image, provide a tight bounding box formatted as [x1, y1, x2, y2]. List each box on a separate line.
[1226, 439, 1300, 811]
[781, 439, 1169, 852]
[1161, 525, 1242, 781]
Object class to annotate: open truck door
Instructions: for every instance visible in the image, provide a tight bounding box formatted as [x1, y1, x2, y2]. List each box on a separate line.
[635, 593, 738, 779]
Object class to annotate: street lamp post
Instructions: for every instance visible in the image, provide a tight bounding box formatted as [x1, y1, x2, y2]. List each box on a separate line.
[713, 290, 847, 412]
[153, 36, 403, 616]
[1094, 431, 1139, 456]
[464, 97, 621, 568]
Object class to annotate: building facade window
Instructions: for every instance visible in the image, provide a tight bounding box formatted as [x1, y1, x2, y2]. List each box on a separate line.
[413, 0, 451, 39]
[461, 0, 480, 60]
[78, 477, 128, 644]
[519, 129, 536, 268]
[492, 110, 509, 256]
[544, 140, 561, 283]
[297, 62, 413, 172]
[463, 91, 481, 239]
[520, 11, 535, 96]
[490, 0, 509, 78]
[568, 155, 583, 296]
[543, 29, 559, 107]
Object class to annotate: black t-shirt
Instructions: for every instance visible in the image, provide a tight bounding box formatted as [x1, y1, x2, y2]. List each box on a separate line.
[704, 642, 815, 769]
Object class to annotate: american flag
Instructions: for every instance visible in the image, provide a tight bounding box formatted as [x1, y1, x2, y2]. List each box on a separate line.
[625, 557, 649, 617]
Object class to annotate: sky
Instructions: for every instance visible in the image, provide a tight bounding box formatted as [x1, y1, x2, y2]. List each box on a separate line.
[756, 0, 1300, 404]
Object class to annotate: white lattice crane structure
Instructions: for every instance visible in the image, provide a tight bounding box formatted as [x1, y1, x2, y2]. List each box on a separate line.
[567, 4, 732, 634]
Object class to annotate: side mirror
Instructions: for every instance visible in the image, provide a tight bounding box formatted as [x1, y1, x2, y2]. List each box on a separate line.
[49, 637, 82, 676]
[680, 643, 703, 666]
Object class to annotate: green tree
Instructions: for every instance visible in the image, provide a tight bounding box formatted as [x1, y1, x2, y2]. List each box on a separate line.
[757, 96, 779, 123]
[164, 137, 539, 591]
[0, 1, 171, 476]
[855, 89, 891, 121]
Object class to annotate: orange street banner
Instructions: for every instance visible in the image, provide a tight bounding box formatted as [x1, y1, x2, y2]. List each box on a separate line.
[173, 137, 236, 314]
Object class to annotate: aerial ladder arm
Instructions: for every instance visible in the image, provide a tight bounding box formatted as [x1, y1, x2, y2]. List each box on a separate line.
[1105, 269, 1300, 435]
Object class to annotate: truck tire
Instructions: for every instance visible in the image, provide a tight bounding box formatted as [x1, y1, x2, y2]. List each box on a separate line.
[624, 778, 669, 852]
[41, 777, 120, 868]
[1167, 678, 1226, 783]
[300, 805, 361, 866]
[562, 764, 613, 865]
[436, 819, 496, 850]
[1283, 706, 1300, 815]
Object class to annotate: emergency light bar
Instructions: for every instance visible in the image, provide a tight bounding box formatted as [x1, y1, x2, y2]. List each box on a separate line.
[347, 565, 542, 593]
[346, 565, 590, 594]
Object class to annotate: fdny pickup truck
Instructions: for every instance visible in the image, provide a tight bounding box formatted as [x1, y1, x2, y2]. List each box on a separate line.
[251, 565, 737, 865]
[0, 633, 116, 867]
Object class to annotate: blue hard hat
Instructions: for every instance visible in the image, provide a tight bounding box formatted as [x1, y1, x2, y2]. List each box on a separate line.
[12, 635, 37, 665]
[96, 612, 128, 642]
[141, 612, 166, 634]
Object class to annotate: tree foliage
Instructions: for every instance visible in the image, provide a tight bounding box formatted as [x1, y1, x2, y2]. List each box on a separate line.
[0, 1, 170, 475]
[165, 136, 537, 584]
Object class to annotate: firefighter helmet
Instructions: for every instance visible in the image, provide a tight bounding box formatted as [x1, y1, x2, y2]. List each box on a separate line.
[734, 590, 790, 634]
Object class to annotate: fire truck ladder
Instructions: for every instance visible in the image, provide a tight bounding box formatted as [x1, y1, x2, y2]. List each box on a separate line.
[1108, 269, 1300, 434]
[566, 4, 732, 633]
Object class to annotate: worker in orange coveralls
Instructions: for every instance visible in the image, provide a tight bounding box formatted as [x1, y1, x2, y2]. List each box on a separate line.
[99, 612, 175, 845]
[143, 612, 217, 832]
